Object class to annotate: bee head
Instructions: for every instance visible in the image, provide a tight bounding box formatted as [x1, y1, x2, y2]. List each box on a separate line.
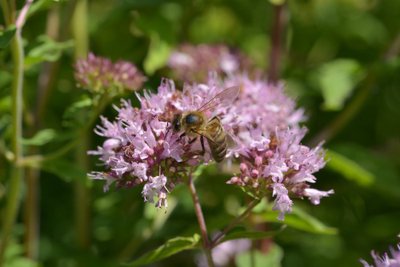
[172, 114, 182, 132]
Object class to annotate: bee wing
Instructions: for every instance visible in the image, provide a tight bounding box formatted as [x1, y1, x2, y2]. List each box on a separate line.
[197, 86, 240, 113]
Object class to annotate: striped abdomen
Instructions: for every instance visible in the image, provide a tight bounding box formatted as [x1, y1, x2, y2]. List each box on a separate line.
[205, 117, 227, 162]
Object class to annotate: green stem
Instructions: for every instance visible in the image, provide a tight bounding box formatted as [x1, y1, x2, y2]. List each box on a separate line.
[72, 0, 90, 251]
[24, 5, 61, 259]
[0, 1, 26, 264]
[24, 168, 39, 259]
[0, 0, 11, 24]
[268, 3, 286, 83]
[74, 133, 91, 249]
[210, 198, 261, 248]
[187, 173, 215, 267]
[72, 0, 88, 58]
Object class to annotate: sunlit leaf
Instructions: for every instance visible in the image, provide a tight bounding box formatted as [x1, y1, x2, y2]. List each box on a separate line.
[25, 35, 74, 68]
[269, 0, 285, 5]
[143, 33, 171, 75]
[326, 149, 374, 186]
[124, 234, 201, 266]
[236, 244, 283, 267]
[317, 59, 364, 110]
[255, 206, 337, 235]
[5, 258, 38, 267]
[0, 25, 16, 49]
[22, 129, 57, 146]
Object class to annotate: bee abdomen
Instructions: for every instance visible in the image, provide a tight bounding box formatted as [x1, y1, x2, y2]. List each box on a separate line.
[209, 130, 227, 162]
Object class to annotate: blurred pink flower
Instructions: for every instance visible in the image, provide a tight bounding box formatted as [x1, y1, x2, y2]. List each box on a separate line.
[168, 44, 255, 83]
[74, 53, 146, 94]
[197, 239, 251, 267]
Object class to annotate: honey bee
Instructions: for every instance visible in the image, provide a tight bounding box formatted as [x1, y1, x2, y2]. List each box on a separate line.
[172, 86, 240, 162]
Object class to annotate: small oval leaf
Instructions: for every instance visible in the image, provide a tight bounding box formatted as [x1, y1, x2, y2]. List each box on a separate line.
[255, 206, 337, 235]
[124, 234, 201, 267]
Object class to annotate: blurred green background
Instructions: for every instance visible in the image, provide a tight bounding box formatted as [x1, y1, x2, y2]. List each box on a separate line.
[1, 0, 400, 266]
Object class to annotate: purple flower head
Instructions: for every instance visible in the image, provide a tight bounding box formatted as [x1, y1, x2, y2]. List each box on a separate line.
[90, 73, 332, 215]
[75, 53, 147, 95]
[361, 243, 400, 267]
[168, 44, 255, 83]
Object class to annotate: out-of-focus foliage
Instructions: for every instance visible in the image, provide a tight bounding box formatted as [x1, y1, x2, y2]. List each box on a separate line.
[1, 0, 400, 266]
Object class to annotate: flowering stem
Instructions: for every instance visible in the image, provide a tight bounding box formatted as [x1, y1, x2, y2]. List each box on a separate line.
[268, 3, 286, 83]
[187, 173, 215, 267]
[211, 198, 261, 248]
[72, 0, 90, 251]
[24, 5, 61, 259]
[0, 0, 32, 264]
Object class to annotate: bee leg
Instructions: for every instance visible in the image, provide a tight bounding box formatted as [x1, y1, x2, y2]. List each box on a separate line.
[178, 132, 186, 140]
[200, 135, 205, 155]
[188, 137, 197, 144]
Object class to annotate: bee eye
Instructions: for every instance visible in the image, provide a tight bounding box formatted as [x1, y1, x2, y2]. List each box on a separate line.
[185, 114, 198, 125]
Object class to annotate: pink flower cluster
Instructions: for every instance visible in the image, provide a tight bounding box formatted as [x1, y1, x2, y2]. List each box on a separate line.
[361, 243, 400, 267]
[168, 44, 255, 83]
[89, 73, 333, 219]
[75, 53, 147, 94]
[220, 75, 332, 220]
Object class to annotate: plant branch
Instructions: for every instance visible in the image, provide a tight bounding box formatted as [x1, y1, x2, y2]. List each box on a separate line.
[72, 0, 91, 252]
[0, 0, 32, 264]
[268, 3, 286, 83]
[24, 4, 61, 259]
[187, 172, 215, 267]
[211, 198, 261, 248]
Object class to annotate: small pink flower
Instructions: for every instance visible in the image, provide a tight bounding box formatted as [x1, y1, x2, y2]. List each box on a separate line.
[361, 243, 400, 267]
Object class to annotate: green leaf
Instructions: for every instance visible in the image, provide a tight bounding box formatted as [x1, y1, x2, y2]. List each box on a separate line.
[255, 206, 337, 235]
[124, 234, 201, 267]
[25, 35, 74, 68]
[62, 96, 93, 128]
[41, 159, 87, 182]
[332, 143, 400, 198]
[143, 33, 171, 75]
[221, 228, 285, 243]
[0, 25, 16, 49]
[236, 244, 283, 267]
[22, 129, 57, 146]
[325, 149, 374, 186]
[317, 59, 364, 110]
